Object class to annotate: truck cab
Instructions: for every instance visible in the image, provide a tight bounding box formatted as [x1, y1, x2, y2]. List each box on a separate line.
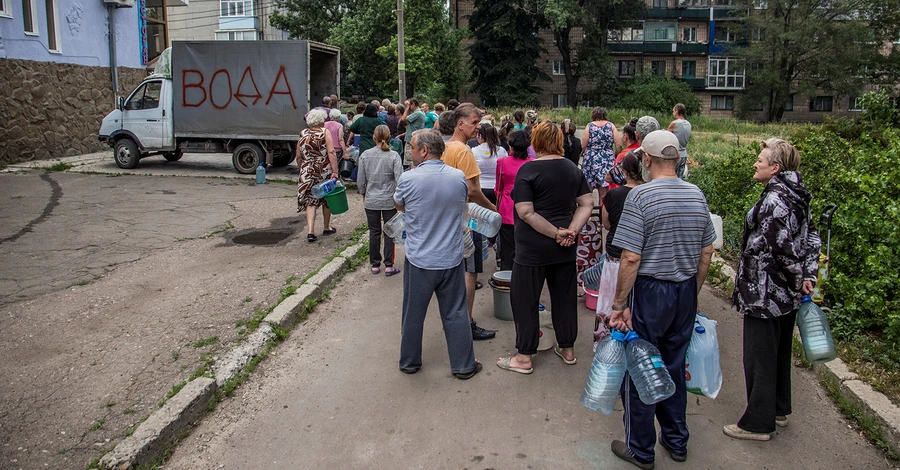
[99, 75, 178, 169]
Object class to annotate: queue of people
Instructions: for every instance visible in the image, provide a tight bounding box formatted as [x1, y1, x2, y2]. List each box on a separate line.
[293, 98, 820, 469]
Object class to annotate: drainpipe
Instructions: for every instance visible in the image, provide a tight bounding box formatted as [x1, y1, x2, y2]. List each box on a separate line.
[107, 5, 119, 102]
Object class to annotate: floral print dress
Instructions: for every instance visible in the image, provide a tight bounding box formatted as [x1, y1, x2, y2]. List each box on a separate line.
[582, 122, 615, 189]
[296, 127, 331, 211]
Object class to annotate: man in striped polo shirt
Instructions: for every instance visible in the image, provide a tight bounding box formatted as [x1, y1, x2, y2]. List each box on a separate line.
[608, 130, 716, 469]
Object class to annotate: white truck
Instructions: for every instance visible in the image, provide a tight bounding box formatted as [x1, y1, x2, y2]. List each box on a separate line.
[99, 40, 340, 173]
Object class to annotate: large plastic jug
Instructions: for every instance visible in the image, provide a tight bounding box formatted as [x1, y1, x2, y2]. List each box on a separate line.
[685, 314, 722, 399]
[581, 330, 627, 414]
[462, 228, 476, 258]
[537, 304, 554, 351]
[581, 257, 605, 290]
[797, 295, 837, 363]
[311, 179, 340, 199]
[625, 331, 676, 405]
[462, 203, 502, 238]
[383, 212, 407, 245]
[709, 213, 723, 250]
[256, 163, 266, 184]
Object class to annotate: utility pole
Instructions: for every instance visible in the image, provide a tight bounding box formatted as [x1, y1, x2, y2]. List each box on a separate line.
[397, 0, 406, 103]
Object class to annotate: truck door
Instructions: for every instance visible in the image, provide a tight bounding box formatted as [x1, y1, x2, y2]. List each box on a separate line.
[122, 80, 164, 149]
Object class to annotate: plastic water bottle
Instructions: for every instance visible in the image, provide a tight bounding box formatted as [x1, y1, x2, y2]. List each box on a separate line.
[462, 228, 476, 258]
[383, 212, 407, 245]
[255, 162, 266, 184]
[462, 203, 502, 238]
[311, 179, 339, 199]
[481, 236, 489, 260]
[797, 295, 837, 364]
[581, 257, 606, 290]
[581, 330, 627, 414]
[625, 331, 676, 405]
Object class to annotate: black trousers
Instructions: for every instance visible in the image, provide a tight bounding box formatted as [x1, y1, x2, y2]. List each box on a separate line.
[738, 311, 797, 433]
[509, 262, 578, 355]
[365, 208, 397, 268]
[498, 224, 516, 271]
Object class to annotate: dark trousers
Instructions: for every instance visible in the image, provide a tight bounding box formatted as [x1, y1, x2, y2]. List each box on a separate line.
[399, 260, 476, 374]
[621, 275, 697, 464]
[365, 208, 397, 268]
[738, 311, 797, 433]
[510, 262, 578, 355]
[498, 224, 516, 271]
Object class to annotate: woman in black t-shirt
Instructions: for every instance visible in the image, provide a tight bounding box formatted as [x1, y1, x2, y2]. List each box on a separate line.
[496, 121, 593, 375]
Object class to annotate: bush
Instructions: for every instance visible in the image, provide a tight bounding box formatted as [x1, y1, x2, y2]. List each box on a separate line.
[612, 74, 702, 116]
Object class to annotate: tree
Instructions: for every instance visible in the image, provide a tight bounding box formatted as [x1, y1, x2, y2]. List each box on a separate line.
[269, 0, 354, 43]
[467, 0, 547, 106]
[327, 0, 396, 97]
[735, 0, 891, 121]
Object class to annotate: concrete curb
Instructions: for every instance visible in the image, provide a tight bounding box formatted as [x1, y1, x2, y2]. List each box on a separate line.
[99, 234, 369, 469]
[798, 336, 900, 451]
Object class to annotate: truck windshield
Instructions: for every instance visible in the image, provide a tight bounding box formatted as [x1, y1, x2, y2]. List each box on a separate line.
[126, 81, 162, 111]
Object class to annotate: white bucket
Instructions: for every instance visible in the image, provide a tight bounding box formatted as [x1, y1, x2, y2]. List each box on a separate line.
[537, 306, 554, 351]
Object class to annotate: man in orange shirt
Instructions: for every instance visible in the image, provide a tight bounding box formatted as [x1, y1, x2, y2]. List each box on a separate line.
[443, 104, 498, 340]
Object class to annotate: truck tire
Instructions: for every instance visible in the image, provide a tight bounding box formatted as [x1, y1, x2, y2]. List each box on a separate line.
[163, 149, 183, 162]
[233, 143, 264, 174]
[272, 152, 293, 167]
[114, 138, 141, 169]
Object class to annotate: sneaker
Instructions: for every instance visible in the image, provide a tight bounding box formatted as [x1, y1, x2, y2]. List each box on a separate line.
[775, 415, 789, 427]
[657, 432, 686, 462]
[611, 440, 654, 470]
[453, 361, 483, 380]
[723, 424, 771, 441]
[471, 322, 496, 341]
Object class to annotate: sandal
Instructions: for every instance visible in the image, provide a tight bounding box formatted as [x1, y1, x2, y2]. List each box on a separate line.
[384, 266, 400, 277]
[371, 266, 381, 275]
[475, 281, 484, 290]
[323, 227, 337, 235]
[307, 233, 317, 242]
[496, 356, 533, 375]
[553, 346, 577, 365]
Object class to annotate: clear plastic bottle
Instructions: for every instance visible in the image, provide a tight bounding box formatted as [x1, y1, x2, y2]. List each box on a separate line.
[581, 257, 605, 290]
[462, 202, 502, 238]
[255, 162, 266, 184]
[625, 331, 676, 405]
[462, 228, 476, 258]
[581, 330, 627, 414]
[797, 295, 837, 364]
[311, 179, 340, 199]
[383, 212, 407, 245]
[481, 235, 489, 260]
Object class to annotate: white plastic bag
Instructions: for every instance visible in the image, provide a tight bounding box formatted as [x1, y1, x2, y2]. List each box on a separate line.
[685, 313, 722, 399]
[593, 256, 620, 345]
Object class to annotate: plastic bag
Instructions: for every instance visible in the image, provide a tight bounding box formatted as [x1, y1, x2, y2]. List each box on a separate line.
[346, 146, 360, 163]
[685, 313, 722, 399]
[593, 256, 620, 345]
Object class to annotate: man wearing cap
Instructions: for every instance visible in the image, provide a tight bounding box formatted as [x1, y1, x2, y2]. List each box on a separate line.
[608, 130, 716, 469]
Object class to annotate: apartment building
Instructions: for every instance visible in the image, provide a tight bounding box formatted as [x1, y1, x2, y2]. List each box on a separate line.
[450, 0, 870, 121]
[167, 0, 289, 42]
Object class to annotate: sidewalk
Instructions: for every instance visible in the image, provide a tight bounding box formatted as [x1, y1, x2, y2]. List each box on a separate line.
[164, 251, 894, 469]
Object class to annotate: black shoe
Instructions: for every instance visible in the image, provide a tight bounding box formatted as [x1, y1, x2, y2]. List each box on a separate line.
[453, 361, 482, 380]
[611, 440, 654, 470]
[471, 322, 496, 340]
[658, 433, 687, 462]
[399, 366, 419, 374]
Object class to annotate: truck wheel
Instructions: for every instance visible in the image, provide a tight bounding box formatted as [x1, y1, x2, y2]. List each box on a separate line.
[272, 152, 292, 167]
[114, 138, 141, 169]
[233, 143, 264, 174]
[163, 149, 183, 162]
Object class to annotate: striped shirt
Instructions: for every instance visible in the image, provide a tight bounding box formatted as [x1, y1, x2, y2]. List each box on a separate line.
[612, 177, 716, 282]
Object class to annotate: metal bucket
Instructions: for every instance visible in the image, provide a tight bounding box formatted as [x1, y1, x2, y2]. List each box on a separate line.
[489, 270, 513, 321]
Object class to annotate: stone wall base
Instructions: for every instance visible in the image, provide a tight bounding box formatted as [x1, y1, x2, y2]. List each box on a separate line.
[0, 59, 149, 166]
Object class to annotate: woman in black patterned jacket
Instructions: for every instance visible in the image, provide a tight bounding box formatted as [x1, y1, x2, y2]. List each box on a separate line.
[724, 138, 822, 442]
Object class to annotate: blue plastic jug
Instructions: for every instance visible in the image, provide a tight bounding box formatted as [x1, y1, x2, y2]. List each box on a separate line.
[311, 179, 337, 199]
[625, 331, 676, 405]
[255, 162, 266, 184]
[581, 330, 627, 414]
[797, 295, 837, 363]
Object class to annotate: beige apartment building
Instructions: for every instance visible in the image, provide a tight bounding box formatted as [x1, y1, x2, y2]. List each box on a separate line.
[167, 0, 290, 42]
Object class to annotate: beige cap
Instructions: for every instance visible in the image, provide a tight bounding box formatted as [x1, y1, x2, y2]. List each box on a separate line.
[638, 130, 680, 159]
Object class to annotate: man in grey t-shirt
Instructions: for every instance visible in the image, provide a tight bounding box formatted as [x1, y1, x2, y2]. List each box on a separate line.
[401, 98, 427, 167]
[667, 103, 692, 179]
[608, 130, 715, 468]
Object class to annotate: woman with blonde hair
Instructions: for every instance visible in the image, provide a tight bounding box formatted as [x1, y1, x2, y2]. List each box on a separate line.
[497, 121, 593, 374]
[357, 124, 404, 276]
[297, 108, 339, 242]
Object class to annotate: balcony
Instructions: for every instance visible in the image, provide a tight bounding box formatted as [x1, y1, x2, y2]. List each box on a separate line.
[607, 42, 709, 54]
[647, 8, 711, 19]
[678, 43, 709, 53]
[679, 77, 707, 88]
[219, 15, 260, 31]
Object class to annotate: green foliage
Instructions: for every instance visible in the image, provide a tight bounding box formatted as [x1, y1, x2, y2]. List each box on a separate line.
[269, 0, 352, 42]
[612, 74, 702, 116]
[326, 0, 395, 97]
[467, 0, 547, 106]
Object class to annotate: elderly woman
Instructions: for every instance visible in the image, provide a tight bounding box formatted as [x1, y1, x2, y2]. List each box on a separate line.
[497, 121, 593, 374]
[724, 138, 821, 441]
[296, 108, 339, 242]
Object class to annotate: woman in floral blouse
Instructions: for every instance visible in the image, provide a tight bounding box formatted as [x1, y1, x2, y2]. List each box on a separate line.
[725, 138, 821, 442]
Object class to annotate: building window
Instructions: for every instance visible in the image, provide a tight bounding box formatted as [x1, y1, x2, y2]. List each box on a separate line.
[682, 60, 696, 78]
[552, 60, 565, 76]
[45, 0, 59, 52]
[220, 0, 253, 16]
[682, 27, 697, 42]
[650, 27, 670, 41]
[145, 0, 168, 63]
[784, 95, 794, 111]
[710, 95, 734, 110]
[714, 25, 740, 43]
[611, 23, 643, 42]
[849, 96, 866, 111]
[653, 0, 666, 7]
[810, 96, 833, 112]
[618, 60, 636, 77]
[707, 57, 745, 89]
[552, 94, 567, 108]
[22, 0, 37, 34]
[651, 60, 666, 76]
[0, 0, 12, 18]
[215, 30, 258, 40]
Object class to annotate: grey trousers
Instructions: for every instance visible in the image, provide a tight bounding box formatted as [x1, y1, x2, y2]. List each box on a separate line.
[399, 259, 476, 374]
